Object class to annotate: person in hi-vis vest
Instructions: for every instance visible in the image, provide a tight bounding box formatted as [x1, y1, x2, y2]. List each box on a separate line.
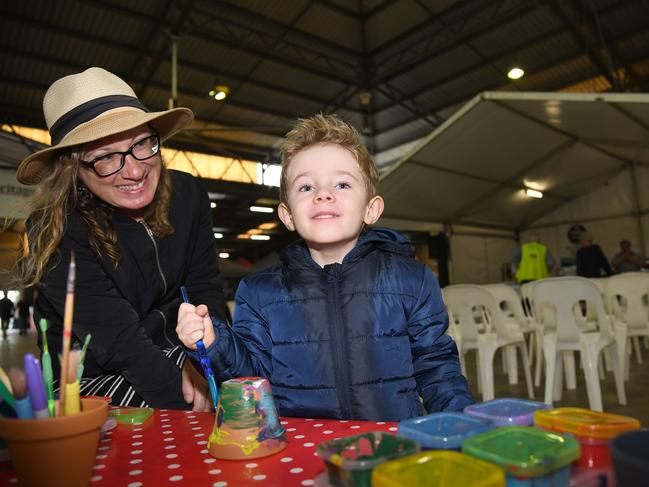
[511, 233, 556, 283]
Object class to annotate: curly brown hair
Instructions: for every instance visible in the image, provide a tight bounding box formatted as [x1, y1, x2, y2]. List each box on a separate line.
[16, 151, 174, 287]
[279, 113, 379, 204]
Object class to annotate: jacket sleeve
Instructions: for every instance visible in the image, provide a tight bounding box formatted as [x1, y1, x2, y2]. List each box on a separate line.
[408, 266, 474, 412]
[41, 232, 187, 409]
[204, 278, 273, 382]
[180, 177, 227, 323]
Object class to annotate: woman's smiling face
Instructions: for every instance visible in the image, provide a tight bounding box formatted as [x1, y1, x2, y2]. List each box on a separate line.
[77, 124, 160, 219]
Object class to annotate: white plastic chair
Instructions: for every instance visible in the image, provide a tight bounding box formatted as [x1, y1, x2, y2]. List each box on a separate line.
[533, 277, 627, 412]
[482, 283, 536, 385]
[604, 272, 649, 378]
[443, 284, 534, 401]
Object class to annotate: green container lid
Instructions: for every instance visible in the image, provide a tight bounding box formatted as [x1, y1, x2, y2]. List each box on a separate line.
[462, 426, 580, 478]
[372, 450, 505, 487]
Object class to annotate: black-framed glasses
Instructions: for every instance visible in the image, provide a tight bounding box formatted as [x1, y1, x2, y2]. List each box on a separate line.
[79, 134, 161, 177]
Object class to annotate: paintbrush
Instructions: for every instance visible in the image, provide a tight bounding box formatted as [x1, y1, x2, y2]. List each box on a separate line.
[64, 350, 81, 415]
[180, 286, 219, 411]
[39, 319, 55, 417]
[8, 368, 34, 419]
[76, 334, 92, 381]
[58, 250, 76, 416]
[0, 366, 13, 396]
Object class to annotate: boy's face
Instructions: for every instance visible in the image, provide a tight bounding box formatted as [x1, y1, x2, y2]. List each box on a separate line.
[278, 143, 384, 264]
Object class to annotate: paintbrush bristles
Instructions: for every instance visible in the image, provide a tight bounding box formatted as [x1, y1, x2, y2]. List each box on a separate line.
[67, 350, 81, 384]
[8, 368, 27, 399]
[58, 250, 76, 416]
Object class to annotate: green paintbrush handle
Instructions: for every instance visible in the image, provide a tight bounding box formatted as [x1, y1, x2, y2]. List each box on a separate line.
[41, 351, 55, 417]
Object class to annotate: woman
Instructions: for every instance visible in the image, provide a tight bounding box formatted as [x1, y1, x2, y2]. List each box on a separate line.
[16, 67, 227, 410]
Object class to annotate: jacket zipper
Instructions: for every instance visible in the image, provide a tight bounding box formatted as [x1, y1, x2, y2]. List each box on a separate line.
[141, 221, 167, 296]
[326, 265, 352, 418]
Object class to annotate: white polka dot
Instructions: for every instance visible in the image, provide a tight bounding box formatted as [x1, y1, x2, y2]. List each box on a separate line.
[164, 437, 175, 442]
[129, 469, 143, 476]
[105, 431, 113, 436]
[166, 453, 178, 459]
[168, 464, 181, 469]
[101, 438, 111, 443]
[161, 418, 170, 422]
[313, 423, 323, 427]
[280, 457, 293, 463]
[189, 420, 199, 424]
[165, 445, 176, 450]
[201, 449, 209, 454]
[96, 454, 108, 459]
[281, 420, 288, 424]
[194, 433, 205, 437]
[160, 413, 169, 417]
[192, 426, 202, 430]
[389, 427, 397, 432]
[350, 425, 360, 429]
[133, 427, 143, 432]
[130, 459, 143, 465]
[245, 463, 258, 468]
[302, 481, 315, 486]
[339, 420, 349, 423]
[252, 475, 266, 481]
[204, 458, 217, 464]
[376, 422, 386, 425]
[162, 424, 172, 428]
[305, 418, 314, 421]
[323, 430, 333, 434]
[128, 483, 143, 487]
[213, 482, 228, 487]
[290, 467, 304, 474]
[295, 435, 305, 439]
[187, 415, 196, 419]
[197, 440, 208, 445]
[209, 469, 222, 475]
[93, 464, 106, 470]
[163, 430, 173, 435]
[286, 427, 296, 432]
[169, 475, 184, 482]
[130, 450, 142, 455]
[132, 434, 143, 438]
[131, 442, 143, 446]
[304, 442, 315, 447]
[90, 476, 103, 482]
[98, 446, 110, 451]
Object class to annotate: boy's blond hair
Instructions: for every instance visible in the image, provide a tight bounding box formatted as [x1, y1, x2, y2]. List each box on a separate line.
[279, 113, 379, 204]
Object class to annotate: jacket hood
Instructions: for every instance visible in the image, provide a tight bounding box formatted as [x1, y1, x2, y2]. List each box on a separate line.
[280, 227, 414, 268]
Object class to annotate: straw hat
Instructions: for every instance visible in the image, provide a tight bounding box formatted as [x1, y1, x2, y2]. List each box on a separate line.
[16, 67, 193, 185]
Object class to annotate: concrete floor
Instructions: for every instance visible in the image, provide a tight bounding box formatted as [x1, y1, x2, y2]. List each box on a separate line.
[1, 328, 647, 425]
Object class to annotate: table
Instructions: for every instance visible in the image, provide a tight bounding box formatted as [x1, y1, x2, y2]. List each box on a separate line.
[0, 408, 397, 486]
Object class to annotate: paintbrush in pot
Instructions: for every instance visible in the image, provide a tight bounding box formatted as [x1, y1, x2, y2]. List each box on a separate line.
[58, 250, 76, 416]
[39, 319, 55, 417]
[8, 368, 34, 419]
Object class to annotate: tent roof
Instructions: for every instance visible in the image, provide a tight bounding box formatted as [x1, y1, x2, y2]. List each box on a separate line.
[380, 91, 649, 231]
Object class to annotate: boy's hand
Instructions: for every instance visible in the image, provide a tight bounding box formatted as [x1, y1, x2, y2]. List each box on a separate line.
[177, 303, 216, 350]
[181, 361, 213, 412]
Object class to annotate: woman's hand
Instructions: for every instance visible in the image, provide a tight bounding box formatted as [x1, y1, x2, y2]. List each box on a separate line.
[181, 361, 213, 412]
[177, 303, 216, 350]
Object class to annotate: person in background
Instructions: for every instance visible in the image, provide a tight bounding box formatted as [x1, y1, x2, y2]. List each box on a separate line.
[15, 295, 32, 335]
[177, 113, 473, 421]
[15, 67, 227, 409]
[511, 233, 556, 283]
[612, 239, 644, 273]
[576, 232, 613, 278]
[0, 291, 14, 339]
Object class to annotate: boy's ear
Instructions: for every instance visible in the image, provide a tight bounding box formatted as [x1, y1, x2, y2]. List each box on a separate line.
[364, 195, 384, 225]
[278, 202, 296, 231]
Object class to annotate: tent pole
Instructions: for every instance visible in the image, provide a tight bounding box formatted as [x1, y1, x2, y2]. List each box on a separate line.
[630, 163, 647, 255]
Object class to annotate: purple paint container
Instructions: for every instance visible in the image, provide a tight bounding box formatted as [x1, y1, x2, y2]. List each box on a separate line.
[464, 398, 550, 427]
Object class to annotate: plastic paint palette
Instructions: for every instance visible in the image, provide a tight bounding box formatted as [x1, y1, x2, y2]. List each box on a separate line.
[462, 426, 580, 487]
[108, 407, 154, 425]
[372, 450, 505, 487]
[398, 412, 494, 450]
[316, 432, 420, 487]
[534, 407, 640, 470]
[464, 398, 551, 426]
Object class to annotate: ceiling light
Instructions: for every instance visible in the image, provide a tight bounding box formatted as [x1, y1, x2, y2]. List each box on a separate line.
[508, 67, 525, 80]
[213, 232, 223, 239]
[250, 206, 274, 213]
[525, 188, 543, 199]
[219, 252, 230, 258]
[210, 202, 217, 209]
[258, 222, 278, 230]
[250, 235, 270, 241]
[208, 84, 230, 101]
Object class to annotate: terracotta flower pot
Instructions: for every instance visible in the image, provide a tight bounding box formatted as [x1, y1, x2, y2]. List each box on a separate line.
[209, 377, 287, 460]
[0, 397, 108, 487]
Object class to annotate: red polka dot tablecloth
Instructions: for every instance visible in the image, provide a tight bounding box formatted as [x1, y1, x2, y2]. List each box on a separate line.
[0, 408, 397, 486]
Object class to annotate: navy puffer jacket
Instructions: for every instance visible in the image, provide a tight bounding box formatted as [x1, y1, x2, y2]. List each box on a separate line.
[207, 228, 473, 421]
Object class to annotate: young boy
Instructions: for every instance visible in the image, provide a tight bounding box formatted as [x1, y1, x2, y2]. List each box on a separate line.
[177, 114, 473, 421]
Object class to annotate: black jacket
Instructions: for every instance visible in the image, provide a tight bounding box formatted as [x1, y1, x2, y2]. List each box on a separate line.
[35, 170, 226, 408]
